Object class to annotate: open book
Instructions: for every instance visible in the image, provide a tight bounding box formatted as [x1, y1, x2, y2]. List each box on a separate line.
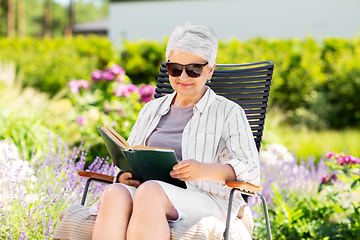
[97, 125, 187, 189]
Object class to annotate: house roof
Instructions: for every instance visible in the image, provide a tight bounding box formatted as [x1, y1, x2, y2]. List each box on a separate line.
[72, 18, 108, 33]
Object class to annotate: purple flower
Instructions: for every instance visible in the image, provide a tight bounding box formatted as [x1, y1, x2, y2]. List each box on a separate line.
[319, 173, 337, 185]
[110, 64, 126, 83]
[319, 174, 327, 184]
[139, 85, 155, 102]
[336, 154, 360, 165]
[127, 84, 139, 94]
[67, 79, 90, 93]
[326, 152, 334, 159]
[350, 155, 360, 164]
[76, 116, 88, 126]
[102, 69, 115, 81]
[113, 84, 139, 97]
[104, 107, 112, 115]
[78, 79, 90, 89]
[68, 79, 79, 93]
[330, 172, 337, 181]
[91, 70, 103, 82]
[116, 106, 126, 117]
[109, 64, 125, 76]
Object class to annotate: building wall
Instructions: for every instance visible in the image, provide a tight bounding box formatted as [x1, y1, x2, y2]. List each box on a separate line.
[109, 0, 359, 45]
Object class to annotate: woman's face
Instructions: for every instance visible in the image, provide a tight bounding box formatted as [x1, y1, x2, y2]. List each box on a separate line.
[168, 50, 214, 100]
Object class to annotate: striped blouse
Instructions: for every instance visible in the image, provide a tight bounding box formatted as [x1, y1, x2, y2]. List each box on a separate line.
[114, 87, 260, 218]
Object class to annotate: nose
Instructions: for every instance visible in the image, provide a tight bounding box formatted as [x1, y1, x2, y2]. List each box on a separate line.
[179, 68, 189, 80]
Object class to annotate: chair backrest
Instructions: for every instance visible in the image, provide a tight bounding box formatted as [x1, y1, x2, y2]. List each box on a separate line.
[154, 61, 274, 151]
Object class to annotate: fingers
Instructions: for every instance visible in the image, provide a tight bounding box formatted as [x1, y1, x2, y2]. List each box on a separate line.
[119, 172, 132, 182]
[173, 160, 192, 170]
[170, 167, 191, 179]
[126, 179, 141, 188]
[171, 171, 192, 181]
[119, 172, 141, 187]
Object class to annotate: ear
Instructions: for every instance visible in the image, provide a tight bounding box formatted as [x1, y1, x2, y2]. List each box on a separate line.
[207, 63, 216, 80]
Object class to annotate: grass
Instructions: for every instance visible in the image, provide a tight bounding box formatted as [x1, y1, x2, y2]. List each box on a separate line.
[263, 108, 360, 162]
[273, 127, 360, 161]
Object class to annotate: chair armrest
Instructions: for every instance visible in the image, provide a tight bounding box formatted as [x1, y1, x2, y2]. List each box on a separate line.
[225, 181, 263, 193]
[78, 171, 114, 183]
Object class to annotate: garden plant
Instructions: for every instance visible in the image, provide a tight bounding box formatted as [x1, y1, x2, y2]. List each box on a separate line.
[0, 36, 359, 239]
[1, 136, 359, 239]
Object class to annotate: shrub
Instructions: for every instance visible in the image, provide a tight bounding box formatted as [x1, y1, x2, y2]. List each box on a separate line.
[66, 63, 156, 164]
[118, 39, 167, 85]
[0, 36, 117, 96]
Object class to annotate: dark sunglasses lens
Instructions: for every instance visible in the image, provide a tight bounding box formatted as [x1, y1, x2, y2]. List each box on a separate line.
[186, 65, 203, 78]
[166, 63, 205, 78]
[167, 63, 182, 77]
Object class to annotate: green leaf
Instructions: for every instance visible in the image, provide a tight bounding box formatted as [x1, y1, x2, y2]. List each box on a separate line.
[351, 178, 360, 189]
[318, 183, 324, 193]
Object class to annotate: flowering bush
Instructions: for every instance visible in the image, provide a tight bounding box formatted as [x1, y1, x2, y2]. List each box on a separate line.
[321, 151, 360, 190]
[252, 145, 360, 239]
[66, 64, 155, 162]
[0, 136, 112, 239]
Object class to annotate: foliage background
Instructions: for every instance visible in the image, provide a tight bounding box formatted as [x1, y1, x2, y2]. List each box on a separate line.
[1, 36, 359, 129]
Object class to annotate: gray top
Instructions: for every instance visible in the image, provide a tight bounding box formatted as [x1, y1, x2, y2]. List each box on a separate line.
[146, 104, 194, 161]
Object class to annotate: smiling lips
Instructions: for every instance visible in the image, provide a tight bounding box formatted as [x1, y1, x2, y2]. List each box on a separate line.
[178, 82, 193, 87]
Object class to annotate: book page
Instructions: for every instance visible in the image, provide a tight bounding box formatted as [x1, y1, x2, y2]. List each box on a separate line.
[103, 125, 173, 152]
[132, 145, 172, 151]
[103, 125, 130, 150]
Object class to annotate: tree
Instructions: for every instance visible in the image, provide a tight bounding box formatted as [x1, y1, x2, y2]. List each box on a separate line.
[17, 0, 25, 37]
[64, 0, 74, 37]
[7, 0, 15, 37]
[43, 0, 52, 38]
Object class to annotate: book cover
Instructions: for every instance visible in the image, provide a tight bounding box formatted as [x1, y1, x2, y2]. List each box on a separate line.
[97, 126, 187, 189]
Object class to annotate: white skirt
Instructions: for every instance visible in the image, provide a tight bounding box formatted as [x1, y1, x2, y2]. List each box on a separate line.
[89, 181, 225, 223]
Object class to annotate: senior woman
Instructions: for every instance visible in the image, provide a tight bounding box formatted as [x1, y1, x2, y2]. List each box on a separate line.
[91, 24, 260, 240]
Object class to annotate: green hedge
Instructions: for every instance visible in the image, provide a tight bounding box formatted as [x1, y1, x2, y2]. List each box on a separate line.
[1, 36, 359, 129]
[119, 37, 360, 129]
[0, 36, 117, 96]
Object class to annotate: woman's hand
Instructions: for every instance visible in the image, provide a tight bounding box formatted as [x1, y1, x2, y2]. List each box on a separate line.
[170, 160, 207, 182]
[170, 160, 236, 183]
[118, 172, 141, 188]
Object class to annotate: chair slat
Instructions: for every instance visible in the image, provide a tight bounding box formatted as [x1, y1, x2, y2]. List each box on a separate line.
[248, 120, 265, 125]
[246, 114, 265, 120]
[211, 86, 270, 94]
[251, 126, 264, 131]
[208, 81, 271, 88]
[232, 99, 268, 105]
[218, 92, 269, 99]
[252, 132, 263, 137]
[245, 108, 266, 114]
[240, 103, 268, 109]
[210, 76, 272, 83]
[212, 70, 273, 78]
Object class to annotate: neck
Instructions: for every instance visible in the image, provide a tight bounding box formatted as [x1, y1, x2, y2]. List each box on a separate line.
[172, 87, 208, 107]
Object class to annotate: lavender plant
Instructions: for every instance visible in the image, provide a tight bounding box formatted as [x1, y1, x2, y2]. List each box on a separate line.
[0, 135, 113, 239]
[251, 143, 329, 206]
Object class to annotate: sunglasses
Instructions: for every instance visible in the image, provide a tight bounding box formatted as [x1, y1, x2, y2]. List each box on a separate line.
[166, 62, 208, 78]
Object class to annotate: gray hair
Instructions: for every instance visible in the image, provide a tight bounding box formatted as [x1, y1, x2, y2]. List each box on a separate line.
[166, 24, 218, 67]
